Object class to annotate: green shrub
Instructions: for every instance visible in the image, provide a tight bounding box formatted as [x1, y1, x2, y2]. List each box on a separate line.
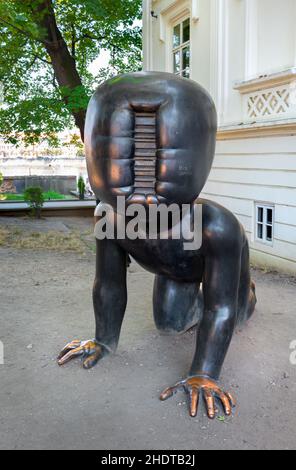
[77, 176, 85, 200]
[24, 186, 44, 218]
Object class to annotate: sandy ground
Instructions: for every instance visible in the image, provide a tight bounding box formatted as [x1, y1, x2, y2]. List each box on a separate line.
[0, 216, 295, 450]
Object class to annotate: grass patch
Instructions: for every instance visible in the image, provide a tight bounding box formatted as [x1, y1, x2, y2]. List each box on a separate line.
[0, 226, 85, 253]
[43, 190, 66, 200]
[1, 194, 25, 201]
[1, 191, 73, 201]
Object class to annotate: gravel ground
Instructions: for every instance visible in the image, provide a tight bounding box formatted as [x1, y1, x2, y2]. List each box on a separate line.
[0, 216, 295, 450]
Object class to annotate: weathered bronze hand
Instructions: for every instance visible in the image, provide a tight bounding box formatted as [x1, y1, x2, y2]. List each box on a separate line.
[160, 375, 236, 419]
[57, 339, 103, 369]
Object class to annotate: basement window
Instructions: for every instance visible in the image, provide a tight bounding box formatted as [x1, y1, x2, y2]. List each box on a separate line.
[255, 203, 274, 244]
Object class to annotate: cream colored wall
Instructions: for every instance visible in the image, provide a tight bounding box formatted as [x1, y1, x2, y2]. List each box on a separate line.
[144, 0, 211, 90]
[257, 0, 296, 74]
[189, 0, 211, 90]
[201, 135, 296, 274]
[143, 0, 296, 273]
[144, 0, 247, 125]
[221, 0, 245, 124]
[144, 0, 296, 124]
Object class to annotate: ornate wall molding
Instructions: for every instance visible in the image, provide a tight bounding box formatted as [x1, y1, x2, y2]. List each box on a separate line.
[245, 86, 290, 120]
[234, 68, 296, 122]
[217, 120, 296, 140]
[159, 0, 190, 43]
[234, 68, 296, 94]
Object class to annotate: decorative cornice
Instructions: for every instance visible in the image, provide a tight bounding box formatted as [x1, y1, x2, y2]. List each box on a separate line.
[160, 0, 190, 22]
[217, 120, 296, 140]
[234, 68, 296, 94]
[159, 0, 190, 42]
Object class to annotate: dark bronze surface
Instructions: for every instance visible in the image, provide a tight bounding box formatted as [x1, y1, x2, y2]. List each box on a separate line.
[84, 71, 217, 208]
[133, 111, 157, 195]
[58, 72, 257, 419]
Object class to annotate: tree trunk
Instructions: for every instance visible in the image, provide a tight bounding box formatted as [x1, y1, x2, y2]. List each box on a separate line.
[33, 1, 86, 141]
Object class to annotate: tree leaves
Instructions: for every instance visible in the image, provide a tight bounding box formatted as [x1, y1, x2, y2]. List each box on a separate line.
[0, 0, 142, 145]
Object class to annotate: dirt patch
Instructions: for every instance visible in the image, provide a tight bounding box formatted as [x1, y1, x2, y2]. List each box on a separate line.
[0, 225, 87, 253]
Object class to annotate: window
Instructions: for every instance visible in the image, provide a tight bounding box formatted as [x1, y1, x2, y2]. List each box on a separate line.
[255, 204, 274, 244]
[172, 18, 190, 78]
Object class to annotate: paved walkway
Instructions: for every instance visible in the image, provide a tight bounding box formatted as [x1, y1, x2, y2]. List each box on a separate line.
[0, 216, 295, 449]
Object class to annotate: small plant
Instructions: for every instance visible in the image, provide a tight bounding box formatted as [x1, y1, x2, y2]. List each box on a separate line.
[24, 186, 44, 218]
[217, 416, 226, 422]
[77, 176, 85, 200]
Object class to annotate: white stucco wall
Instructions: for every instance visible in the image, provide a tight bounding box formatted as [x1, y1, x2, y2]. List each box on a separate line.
[143, 0, 296, 273]
[201, 136, 296, 274]
[257, 0, 296, 74]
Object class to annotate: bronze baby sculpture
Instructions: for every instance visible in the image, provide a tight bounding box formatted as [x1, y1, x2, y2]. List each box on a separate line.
[58, 72, 256, 419]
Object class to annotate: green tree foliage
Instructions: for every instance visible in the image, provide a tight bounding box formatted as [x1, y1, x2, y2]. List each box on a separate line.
[0, 0, 142, 145]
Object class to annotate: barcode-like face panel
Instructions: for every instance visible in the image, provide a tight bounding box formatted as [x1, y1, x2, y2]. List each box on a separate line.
[134, 112, 157, 195]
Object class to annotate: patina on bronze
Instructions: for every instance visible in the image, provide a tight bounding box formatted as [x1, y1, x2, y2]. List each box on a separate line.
[160, 376, 236, 419]
[58, 72, 257, 419]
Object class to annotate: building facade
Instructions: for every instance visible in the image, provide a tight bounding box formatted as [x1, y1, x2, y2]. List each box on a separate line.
[143, 0, 296, 273]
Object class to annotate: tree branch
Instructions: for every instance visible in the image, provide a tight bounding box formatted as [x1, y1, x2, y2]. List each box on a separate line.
[77, 32, 106, 42]
[28, 55, 37, 69]
[32, 53, 52, 65]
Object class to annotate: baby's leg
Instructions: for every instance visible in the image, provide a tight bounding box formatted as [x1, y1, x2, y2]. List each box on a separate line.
[237, 239, 257, 326]
[153, 275, 203, 334]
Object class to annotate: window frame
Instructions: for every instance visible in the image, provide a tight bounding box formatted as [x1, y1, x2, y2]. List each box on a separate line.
[255, 203, 274, 245]
[172, 16, 191, 78]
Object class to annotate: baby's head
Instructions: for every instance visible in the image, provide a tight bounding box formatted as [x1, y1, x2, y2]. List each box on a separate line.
[85, 71, 217, 209]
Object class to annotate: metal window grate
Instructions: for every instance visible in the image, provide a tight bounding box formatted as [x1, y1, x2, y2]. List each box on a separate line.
[133, 112, 157, 195]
